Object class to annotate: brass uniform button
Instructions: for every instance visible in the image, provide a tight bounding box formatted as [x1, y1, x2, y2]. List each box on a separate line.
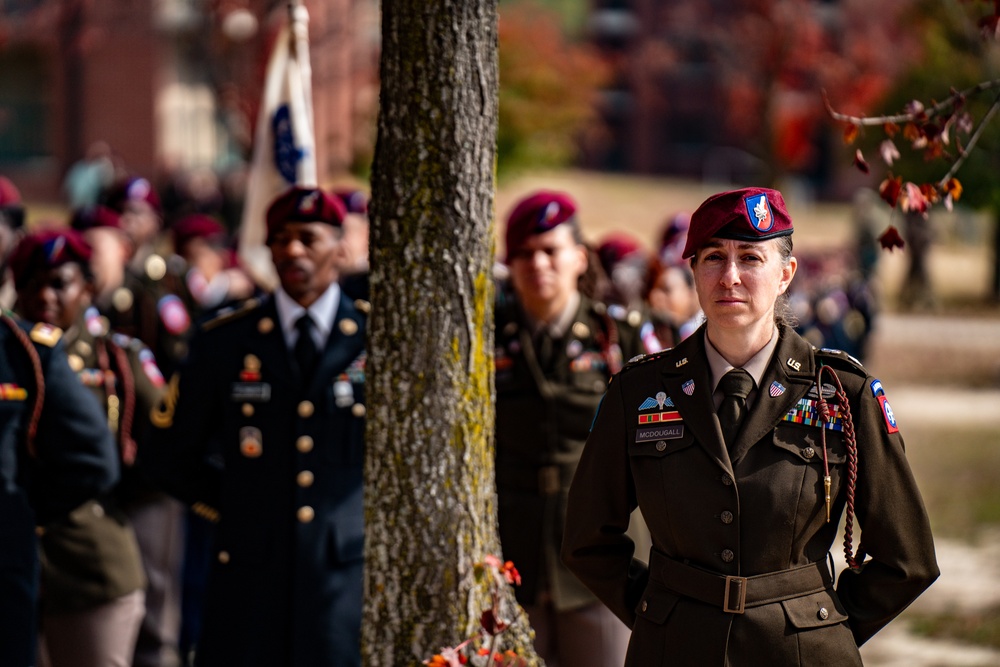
[339, 319, 358, 336]
[627, 310, 642, 327]
[296, 436, 314, 453]
[817, 607, 829, 620]
[641, 601, 648, 612]
[803, 446, 816, 459]
[351, 403, 366, 418]
[721, 549, 735, 563]
[68, 354, 84, 372]
[297, 506, 315, 523]
[75, 340, 93, 357]
[258, 317, 274, 334]
[298, 401, 314, 418]
[720, 511, 734, 525]
[242, 403, 254, 417]
[112, 287, 134, 312]
[571, 322, 590, 338]
[218, 551, 230, 564]
[145, 254, 167, 281]
[297, 471, 314, 488]
[721, 475, 733, 486]
[655, 441, 667, 452]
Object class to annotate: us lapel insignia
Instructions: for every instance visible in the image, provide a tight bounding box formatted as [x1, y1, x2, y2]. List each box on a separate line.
[682, 379, 695, 396]
[769, 381, 786, 397]
[786, 357, 802, 372]
[340, 318, 359, 336]
[239, 426, 263, 458]
[675, 357, 688, 368]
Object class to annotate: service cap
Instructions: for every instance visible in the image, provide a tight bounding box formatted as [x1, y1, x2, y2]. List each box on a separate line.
[682, 187, 792, 259]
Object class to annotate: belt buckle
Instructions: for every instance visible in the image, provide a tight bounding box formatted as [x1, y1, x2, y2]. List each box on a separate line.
[723, 575, 747, 614]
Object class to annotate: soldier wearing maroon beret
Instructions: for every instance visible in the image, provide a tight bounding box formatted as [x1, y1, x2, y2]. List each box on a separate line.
[12, 228, 169, 667]
[330, 189, 370, 302]
[495, 190, 646, 667]
[563, 187, 938, 666]
[144, 184, 367, 666]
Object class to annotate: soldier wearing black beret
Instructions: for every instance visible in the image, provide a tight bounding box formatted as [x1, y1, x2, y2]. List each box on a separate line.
[143, 185, 367, 667]
[562, 187, 939, 666]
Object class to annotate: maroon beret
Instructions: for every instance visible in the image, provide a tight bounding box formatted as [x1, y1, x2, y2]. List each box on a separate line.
[333, 189, 369, 215]
[0, 176, 25, 228]
[70, 205, 122, 231]
[596, 232, 646, 273]
[504, 190, 578, 258]
[9, 229, 93, 290]
[173, 214, 227, 250]
[106, 176, 162, 214]
[682, 187, 793, 259]
[265, 186, 346, 242]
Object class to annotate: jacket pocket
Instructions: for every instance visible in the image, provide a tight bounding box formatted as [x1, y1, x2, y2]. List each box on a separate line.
[773, 423, 847, 465]
[634, 579, 681, 625]
[781, 589, 849, 629]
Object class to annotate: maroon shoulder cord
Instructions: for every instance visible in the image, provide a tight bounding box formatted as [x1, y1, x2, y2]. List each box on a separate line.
[815, 364, 865, 570]
[1, 316, 45, 459]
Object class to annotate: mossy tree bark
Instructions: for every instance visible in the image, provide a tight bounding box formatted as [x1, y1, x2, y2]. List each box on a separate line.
[363, 1, 539, 665]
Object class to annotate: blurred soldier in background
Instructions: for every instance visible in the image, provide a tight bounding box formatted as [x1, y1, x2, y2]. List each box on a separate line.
[0, 309, 119, 667]
[0, 175, 27, 310]
[11, 229, 162, 667]
[333, 189, 369, 302]
[494, 190, 644, 667]
[143, 186, 367, 666]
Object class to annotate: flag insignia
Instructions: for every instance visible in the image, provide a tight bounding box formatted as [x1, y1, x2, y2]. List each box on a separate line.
[682, 379, 695, 396]
[744, 193, 774, 232]
[769, 381, 786, 397]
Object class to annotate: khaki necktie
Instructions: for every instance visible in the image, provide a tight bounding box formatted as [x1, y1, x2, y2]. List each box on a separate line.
[718, 369, 754, 453]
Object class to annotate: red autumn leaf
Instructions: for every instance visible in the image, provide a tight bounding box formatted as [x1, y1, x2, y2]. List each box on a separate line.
[919, 183, 940, 204]
[480, 609, 508, 636]
[883, 121, 900, 138]
[902, 123, 922, 143]
[852, 149, 869, 173]
[879, 226, 906, 251]
[879, 174, 902, 207]
[843, 124, 859, 145]
[901, 182, 930, 215]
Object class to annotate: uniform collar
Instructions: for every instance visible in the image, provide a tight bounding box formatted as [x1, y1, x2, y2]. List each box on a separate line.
[705, 326, 779, 394]
[522, 291, 580, 339]
[275, 282, 340, 348]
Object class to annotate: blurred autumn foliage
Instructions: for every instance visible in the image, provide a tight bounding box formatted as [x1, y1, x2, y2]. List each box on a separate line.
[497, 1, 609, 177]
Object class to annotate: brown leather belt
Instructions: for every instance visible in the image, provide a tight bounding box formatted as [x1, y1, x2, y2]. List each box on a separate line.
[648, 549, 834, 614]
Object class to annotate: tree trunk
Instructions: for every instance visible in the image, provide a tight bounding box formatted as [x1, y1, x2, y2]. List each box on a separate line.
[364, 1, 539, 665]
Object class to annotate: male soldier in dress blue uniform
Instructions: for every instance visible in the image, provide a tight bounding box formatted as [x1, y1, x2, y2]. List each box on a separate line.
[0, 313, 119, 667]
[494, 191, 645, 667]
[143, 186, 367, 667]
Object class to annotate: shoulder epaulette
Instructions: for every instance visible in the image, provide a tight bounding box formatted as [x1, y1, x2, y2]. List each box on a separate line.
[201, 298, 262, 332]
[29, 322, 63, 347]
[621, 348, 672, 373]
[816, 347, 866, 374]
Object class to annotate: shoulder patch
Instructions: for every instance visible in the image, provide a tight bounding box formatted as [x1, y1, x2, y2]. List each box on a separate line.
[201, 298, 262, 332]
[816, 347, 866, 374]
[30, 322, 63, 347]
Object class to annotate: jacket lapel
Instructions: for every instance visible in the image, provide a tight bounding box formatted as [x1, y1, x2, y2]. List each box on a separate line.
[308, 292, 366, 394]
[661, 327, 732, 475]
[730, 327, 817, 463]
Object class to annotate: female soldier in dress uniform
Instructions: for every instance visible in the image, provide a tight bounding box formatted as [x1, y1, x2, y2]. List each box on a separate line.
[12, 229, 166, 667]
[562, 187, 939, 666]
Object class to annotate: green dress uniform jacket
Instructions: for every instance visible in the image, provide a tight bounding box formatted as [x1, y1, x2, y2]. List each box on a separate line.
[142, 293, 367, 667]
[562, 324, 939, 666]
[495, 294, 643, 611]
[38, 310, 165, 615]
[0, 318, 119, 666]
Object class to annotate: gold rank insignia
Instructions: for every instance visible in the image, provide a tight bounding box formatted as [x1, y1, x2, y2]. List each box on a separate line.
[29, 322, 63, 347]
[339, 319, 359, 336]
[112, 287, 134, 312]
[240, 426, 263, 458]
[258, 317, 274, 334]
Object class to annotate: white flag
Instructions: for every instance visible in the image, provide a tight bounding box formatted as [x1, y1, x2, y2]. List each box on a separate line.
[238, 3, 316, 291]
